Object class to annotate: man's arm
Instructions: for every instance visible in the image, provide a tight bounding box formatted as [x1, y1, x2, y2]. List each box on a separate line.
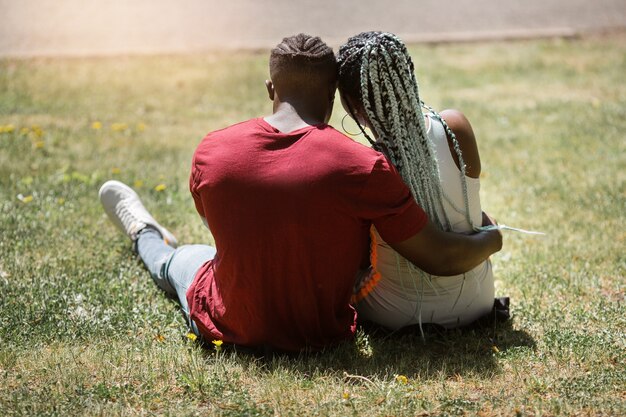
[388, 219, 502, 276]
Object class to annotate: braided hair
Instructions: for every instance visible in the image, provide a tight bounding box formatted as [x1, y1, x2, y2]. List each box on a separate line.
[271, 33, 334, 62]
[270, 34, 337, 94]
[337, 32, 472, 230]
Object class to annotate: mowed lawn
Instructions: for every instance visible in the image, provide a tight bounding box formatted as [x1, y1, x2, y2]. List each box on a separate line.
[0, 33, 624, 416]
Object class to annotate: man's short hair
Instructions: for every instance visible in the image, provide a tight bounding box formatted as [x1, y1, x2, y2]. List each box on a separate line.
[269, 34, 337, 95]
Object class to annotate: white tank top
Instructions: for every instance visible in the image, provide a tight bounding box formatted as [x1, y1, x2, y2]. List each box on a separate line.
[357, 116, 494, 329]
[370, 116, 491, 300]
[429, 113, 482, 232]
[373, 113, 482, 250]
[362, 114, 493, 329]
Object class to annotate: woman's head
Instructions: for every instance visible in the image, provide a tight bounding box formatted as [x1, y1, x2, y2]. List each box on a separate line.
[337, 32, 451, 226]
[336, 32, 380, 128]
[337, 32, 422, 144]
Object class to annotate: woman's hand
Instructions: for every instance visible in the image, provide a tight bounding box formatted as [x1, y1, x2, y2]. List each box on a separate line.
[482, 211, 498, 227]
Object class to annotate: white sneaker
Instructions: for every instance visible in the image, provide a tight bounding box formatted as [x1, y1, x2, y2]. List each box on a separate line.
[99, 180, 178, 247]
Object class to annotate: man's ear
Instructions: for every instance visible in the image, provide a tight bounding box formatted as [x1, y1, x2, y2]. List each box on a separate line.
[265, 80, 275, 101]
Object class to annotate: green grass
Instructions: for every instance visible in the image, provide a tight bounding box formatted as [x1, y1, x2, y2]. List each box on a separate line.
[1, 33, 625, 416]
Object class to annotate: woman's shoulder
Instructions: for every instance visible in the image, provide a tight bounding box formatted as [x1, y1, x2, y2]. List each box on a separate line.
[438, 109, 481, 179]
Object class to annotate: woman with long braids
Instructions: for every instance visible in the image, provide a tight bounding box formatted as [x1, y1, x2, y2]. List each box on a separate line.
[338, 31, 496, 331]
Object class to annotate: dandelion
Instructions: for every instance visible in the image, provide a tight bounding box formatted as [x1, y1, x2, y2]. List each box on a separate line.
[111, 167, 121, 175]
[134, 179, 144, 188]
[342, 392, 350, 400]
[111, 122, 128, 132]
[154, 183, 166, 192]
[136, 122, 146, 132]
[395, 375, 408, 385]
[212, 339, 223, 352]
[0, 124, 15, 134]
[91, 121, 102, 130]
[186, 332, 197, 342]
[33, 140, 45, 149]
[31, 125, 43, 138]
[17, 194, 33, 204]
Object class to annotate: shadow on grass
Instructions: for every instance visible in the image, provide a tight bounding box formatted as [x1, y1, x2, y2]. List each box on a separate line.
[191, 307, 536, 381]
[142, 245, 537, 381]
[137, 252, 537, 381]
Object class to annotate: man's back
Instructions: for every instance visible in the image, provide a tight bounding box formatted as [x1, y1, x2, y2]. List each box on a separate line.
[188, 118, 426, 351]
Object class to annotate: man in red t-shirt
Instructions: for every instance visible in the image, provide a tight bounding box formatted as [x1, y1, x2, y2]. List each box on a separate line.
[100, 34, 502, 352]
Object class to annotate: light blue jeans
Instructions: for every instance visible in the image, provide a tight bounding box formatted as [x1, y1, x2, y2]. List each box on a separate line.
[136, 228, 216, 335]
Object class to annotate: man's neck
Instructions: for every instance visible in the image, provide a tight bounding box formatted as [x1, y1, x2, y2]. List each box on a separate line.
[264, 102, 326, 133]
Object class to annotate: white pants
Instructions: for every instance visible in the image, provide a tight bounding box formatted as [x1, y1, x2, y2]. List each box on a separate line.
[356, 255, 494, 330]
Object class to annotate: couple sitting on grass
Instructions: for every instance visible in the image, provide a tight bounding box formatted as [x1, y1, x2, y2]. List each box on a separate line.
[100, 33, 503, 353]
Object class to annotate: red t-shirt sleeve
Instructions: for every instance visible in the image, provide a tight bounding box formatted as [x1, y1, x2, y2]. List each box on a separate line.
[357, 155, 428, 243]
[189, 156, 206, 218]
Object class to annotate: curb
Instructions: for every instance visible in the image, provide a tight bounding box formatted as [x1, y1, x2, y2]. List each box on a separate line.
[397, 27, 580, 45]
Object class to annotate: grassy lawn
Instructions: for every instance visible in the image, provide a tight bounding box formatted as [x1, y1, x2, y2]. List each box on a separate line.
[1, 33, 624, 416]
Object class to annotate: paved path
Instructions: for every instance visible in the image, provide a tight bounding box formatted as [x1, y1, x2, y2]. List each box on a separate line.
[1, 0, 625, 57]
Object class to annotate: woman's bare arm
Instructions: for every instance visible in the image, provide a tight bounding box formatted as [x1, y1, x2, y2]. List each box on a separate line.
[440, 109, 481, 179]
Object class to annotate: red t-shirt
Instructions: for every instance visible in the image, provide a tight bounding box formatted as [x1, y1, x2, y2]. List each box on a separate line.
[188, 118, 427, 351]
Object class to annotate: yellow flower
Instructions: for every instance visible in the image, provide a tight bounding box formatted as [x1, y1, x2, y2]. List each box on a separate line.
[395, 375, 408, 384]
[33, 140, 45, 149]
[91, 121, 102, 130]
[18, 194, 33, 203]
[0, 124, 15, 134]
[31, 125, 43, 138]
[342, 392, 350, 400]
[133, 179, 144, 188]
[212, 339, 223, 352]
[111, 122, 128, 132]
[154, 183, 166, 192]
[186, 332, 197, 341]
[111, 167, 121, 175]
[136, 122, 146, 132]
[57, 197, 65, 205]
[155, 334, 166, 343]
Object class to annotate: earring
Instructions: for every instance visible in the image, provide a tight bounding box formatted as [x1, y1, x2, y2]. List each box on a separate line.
[341, 114, 362, 136]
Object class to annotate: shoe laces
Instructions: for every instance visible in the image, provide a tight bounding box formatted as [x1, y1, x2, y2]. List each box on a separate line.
[116, 198, 147, 236]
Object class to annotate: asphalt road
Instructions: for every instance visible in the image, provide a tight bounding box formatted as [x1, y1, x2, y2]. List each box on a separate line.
[1, 0, 625, 56]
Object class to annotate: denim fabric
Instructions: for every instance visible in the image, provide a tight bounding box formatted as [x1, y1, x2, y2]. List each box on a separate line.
[136, 228, 216, 334]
